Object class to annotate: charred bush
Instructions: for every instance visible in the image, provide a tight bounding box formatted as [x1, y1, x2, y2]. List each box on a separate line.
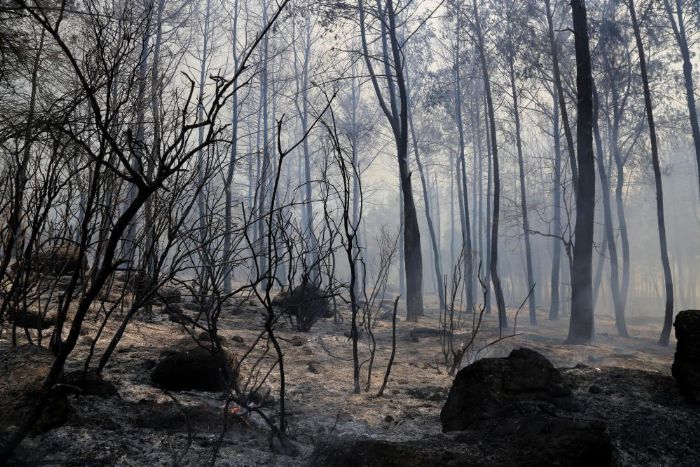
[272, 282, 331, 332]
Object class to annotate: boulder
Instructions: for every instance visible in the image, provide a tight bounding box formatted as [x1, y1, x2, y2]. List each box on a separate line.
[441, 348, 571, 431]
[272, 282, 331, 332]
[58, 370, 119, 398]
[150, 339, 237, 392]
[32, 243, 88, 276]
[8, 307, 57, 330]
[156, 286, 182, 305]
[0, 346, 72, 433]
[308, 421, 612, 467]
[672, 310, 700, 403]
[308, 438, 458, 467]
[125, 270, 153, 298]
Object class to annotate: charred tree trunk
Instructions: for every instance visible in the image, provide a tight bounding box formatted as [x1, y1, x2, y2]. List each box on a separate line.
[567, 0, 595, 345]
[550, 89, 563, 320]
[452, 23, 474, 313]
[358, 0, 423, 320]
[627, 0, 675, 346]
[593, 84, 627, 337]
[508, 57, 536, 325]
[663, 0, 700, 196]
[472, 0, 506, 329]
[407, 70, 445, 312]
[224, 0, 241, 293]
[545, 0, 578, 194]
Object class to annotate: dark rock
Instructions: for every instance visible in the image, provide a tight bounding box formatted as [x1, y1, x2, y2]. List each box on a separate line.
[248, 387, 274, 407]
[408, 327, 443, 341]
[182, 302, 201, 312]
[156, 286, 182, 305]
[58, 370, 119, 398]
[378, 310, 395, 321]
[308, 438, 441, 467]
[272, 282, 332, 332]
[31, 242, 88, 276]
[308, 361, 322, 374]
[289, 336, 307, 347]
[489, 415, 612, 466]
[130, 399, 219, 432]
[79, 335, 94, 346]
[441, 348, 571, 431]
[150, 339, 237, 392]
[563, 366, 700, 465]
[406, 386, 447, 402]
[8, 307, 57, 330]
[672, 310, 700, 403]
[0, 346, 72, 434]
[196, 331, 226, 346]
[308, 424, 612, 467]
[231, 335, 245, 345]
[165, 304, 189, 324]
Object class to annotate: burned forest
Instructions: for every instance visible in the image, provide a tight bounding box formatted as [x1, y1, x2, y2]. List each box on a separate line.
[1, 0, 700, 465]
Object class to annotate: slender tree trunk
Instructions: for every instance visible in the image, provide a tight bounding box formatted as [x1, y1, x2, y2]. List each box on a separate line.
[358, 0, 423, 319]
[257, 1, 271, 286]
[121, 17, 151, 264]
[450, 149, 456, 277]
[0, 28, 44, 287]
[592, 222, 607, 309]
[196, 0, 212, 244]
[545, 0, 578, 194]
[567, 0, 596, 345]
[484, 93, 492, 314]
[593, 85, 627, 337]
[295, 17, 320, 283]
[472, 0, 506, 329]
[399, 191, 406, 297]
[350, 72, 362, 299]
[508, 59, 536, 325]
[550, 89, 563, 320]
[627, 0, 675, 346]
[663, 0, 700, 196]
[406, 71, 445, 312]
[224, 0, 241, 293]
[452, 24, 474, 313]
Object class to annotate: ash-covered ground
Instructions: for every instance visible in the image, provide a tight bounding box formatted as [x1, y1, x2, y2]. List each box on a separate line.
[1, 294, 698, 466]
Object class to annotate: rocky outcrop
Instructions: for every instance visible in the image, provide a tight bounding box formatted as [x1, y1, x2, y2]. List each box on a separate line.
[7, 307, 57, 330]
[59, 370, 119, 398]
[672, 310, 700, 403]
[309, 349, 613, 467]
[441, 347, 572, 430]
[150, 338, 237, 392]
[32, 243, 88, 276]
[0, 346, 72, 434]
[308, 417, 612, 467]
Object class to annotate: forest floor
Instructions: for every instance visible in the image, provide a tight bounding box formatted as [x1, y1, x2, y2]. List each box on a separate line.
[1, 293, 697, 466]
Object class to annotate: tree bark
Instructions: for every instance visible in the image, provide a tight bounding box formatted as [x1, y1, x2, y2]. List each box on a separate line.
[544, 0, 578, 194]
[550, 88, 563, 320]
[627, 0, 675, 346]
[224, 0, 241, 293]
[406, 70, 445, 312]
[593, 84, 627, 337]
[663, 0, 700, 196]
[452, 21, 474, 313]
[358, 0, 423, 320]
[472, 0, 507, 329]
[508, 58, 536, 325]
[567, 0, 595, 345]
